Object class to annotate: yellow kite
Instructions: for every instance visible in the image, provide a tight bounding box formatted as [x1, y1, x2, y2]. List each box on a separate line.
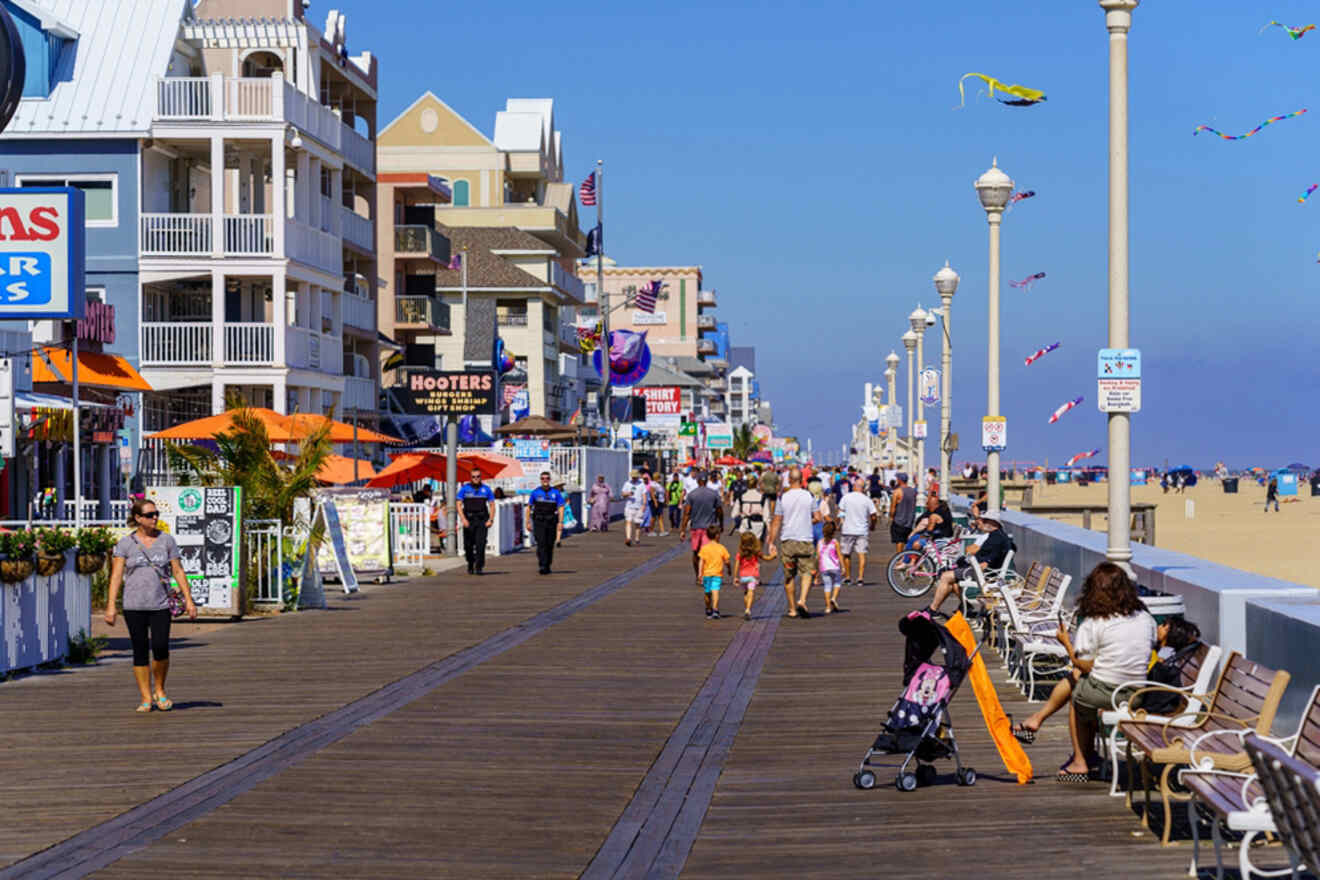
[957, 72, 1047, 108]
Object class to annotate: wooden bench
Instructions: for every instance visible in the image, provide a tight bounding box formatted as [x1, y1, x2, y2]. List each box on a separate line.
[1247, 732, 1320, 879]
[1180, 687, 1320, 879]
[1119, 652, 1291, 844]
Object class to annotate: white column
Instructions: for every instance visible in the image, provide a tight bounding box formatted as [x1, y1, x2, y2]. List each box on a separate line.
[296, 151, 311, 223]
[330, 168, 343, 237]
[272, 269, 287, 367]
[211, 268, 225, 372]
[986, 209, 1002, 516]
[271, 136, 286, 258]
[210, 135, 224, 258]
[1103, 0, 1138, 566]
[273, 376, 288, 414]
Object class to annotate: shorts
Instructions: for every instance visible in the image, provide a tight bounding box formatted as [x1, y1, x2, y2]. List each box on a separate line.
[702, 575, 722, 594]
[780, 539, 816, 579]
[625, 506, 647, 524]
[1073, 675, 1125, 724]
[890, 522, 912, 545]
[820, 569, 842, 589]
[689, 530, 712, 551]
[840, 533, 869, 556]
[739, 576, 758, 590]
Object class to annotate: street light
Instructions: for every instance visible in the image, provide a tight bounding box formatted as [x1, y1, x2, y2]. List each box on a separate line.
[932, 261, 959, 501]
[884, 357, 898, 466]
[1102, 0, 1138, 569]
[908, 305, 929, 491]
[901, 329, 916, 475]
[975, 158, 1013, 516]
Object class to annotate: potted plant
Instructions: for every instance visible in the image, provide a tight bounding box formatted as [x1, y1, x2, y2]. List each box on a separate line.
[75, 527, 114, 575]
[35, 527, 76, 577]
[0, 529, 37, 583]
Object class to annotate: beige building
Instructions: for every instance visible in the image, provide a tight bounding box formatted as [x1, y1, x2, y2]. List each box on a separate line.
[585, 263, 715, 361]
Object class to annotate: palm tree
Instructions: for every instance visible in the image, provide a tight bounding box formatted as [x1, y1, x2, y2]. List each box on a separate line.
[731, 423, 763, 461]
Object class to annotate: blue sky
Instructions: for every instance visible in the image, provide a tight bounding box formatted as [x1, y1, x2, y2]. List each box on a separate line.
[349, 0, 1320, 469]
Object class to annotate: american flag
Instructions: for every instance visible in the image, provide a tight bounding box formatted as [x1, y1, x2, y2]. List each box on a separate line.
[635, 280, 661, 313]
[579, 172, 597, 206]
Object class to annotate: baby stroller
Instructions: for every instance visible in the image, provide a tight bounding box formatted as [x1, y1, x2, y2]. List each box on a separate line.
[853, 609, 980, 791]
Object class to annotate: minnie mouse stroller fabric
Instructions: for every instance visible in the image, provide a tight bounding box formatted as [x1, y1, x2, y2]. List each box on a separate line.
[853, 609, 979, 791]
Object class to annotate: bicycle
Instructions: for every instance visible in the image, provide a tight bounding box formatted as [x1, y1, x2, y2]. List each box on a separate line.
[886, 536, 966, 598]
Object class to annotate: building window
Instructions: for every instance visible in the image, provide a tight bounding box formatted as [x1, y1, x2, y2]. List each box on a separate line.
[452, 179, 470, 207]
[496, 300, 528, 326]
[17, 174, 117, 227]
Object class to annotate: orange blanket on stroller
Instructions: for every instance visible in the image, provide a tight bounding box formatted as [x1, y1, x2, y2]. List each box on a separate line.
[945, 611, 1033, 784]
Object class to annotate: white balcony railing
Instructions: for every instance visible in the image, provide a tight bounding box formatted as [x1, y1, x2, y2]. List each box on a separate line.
[141, 214, 211, 255]
[551, 263, 586, 302]
[155, 77, 211, 119]
[142, 323, 212, 365]
[343, 291, 375, 330]
[287, 326, 312, 369]
[224, 214, 273, 255]
[341, 207, 373, 251]
[321, 334, 343, 375]
[698, 290, 717, 307]
[344, 375, 376, 412]
[288, 221, 342, 276]
[342, 125, 375, 175]
[283, 80, 342, 152]
[223, 323, 274, 364]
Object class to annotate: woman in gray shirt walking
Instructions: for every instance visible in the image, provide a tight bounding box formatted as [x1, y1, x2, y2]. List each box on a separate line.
[105, 499, 196, 713]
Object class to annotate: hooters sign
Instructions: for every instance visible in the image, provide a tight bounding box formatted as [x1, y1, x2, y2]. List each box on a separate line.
[0, 187, 86, 319]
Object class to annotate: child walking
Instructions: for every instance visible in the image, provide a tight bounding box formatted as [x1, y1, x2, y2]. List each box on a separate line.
[735, 531, 772, 620]
[817, 520, 844, 613]
[697, 524, 731, 620]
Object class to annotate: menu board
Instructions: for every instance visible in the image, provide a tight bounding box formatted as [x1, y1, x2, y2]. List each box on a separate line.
[311, 488, 390, 578]
[146, 486, 243, 611]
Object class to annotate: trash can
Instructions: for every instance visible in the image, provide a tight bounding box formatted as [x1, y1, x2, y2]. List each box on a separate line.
[1223, 477, 1239, 494]
[1311, 477, 1320, 496]
[1045, 471, 1057, 485]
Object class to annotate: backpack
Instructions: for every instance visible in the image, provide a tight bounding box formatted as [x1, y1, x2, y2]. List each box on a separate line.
[1137, 642, 1202, 716]
[759, 471, 780, 494]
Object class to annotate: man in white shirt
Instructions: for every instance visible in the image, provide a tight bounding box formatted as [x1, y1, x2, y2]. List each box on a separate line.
[682, 469, 700, 497]
[836, 479, 878, 586]
[764, 467, 821, 618]
[620, 471, 647, 547]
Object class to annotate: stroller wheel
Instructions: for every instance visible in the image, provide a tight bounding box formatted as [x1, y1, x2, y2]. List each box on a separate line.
[896, 772, 918, 792]
[915, 764, 938, 787]
[853, 770, 877, 790]
[956, 767, 977, 787]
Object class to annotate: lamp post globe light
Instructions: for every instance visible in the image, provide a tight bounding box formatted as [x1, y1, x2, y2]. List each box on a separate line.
[908, 306, 929, 492]
[901, 330, 917, 474]
[1101, 0, 1138, 569]
[933, 262, 959, 501]
[885, 354, 899, 465]
[975, 158, 1013, 517]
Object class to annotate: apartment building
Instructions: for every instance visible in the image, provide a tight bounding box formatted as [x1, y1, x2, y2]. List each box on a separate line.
[1, 0, 384, 448]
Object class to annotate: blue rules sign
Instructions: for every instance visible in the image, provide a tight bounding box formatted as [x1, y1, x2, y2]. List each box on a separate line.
[0, 187, 85, 319]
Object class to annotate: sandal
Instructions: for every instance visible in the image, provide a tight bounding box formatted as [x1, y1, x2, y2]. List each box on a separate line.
[1012, 724, 1037, 745]
[1056, 770, 1090, 783]
[154, 695, 173, 712]
[135, 701, 153, 714]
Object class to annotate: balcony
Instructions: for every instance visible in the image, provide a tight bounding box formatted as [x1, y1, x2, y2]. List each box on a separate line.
[697, 290, 717, 308]
[140, 213, 273, 256]
[341, 207, 374, 252]
[395, 295, 451, 331]
[696, 314, 717, 331]
[696, 339, 717, 355]
[344, 375, 377, 412]
[497, 312, 529, 327]
[141, 322, 276, 366]
[342, 125, 375, 176]
[285, 328, 343, 373]
[707, 377, 728, 392]
[342, 289, 375, 331]
[394, 225, 449, 264]
[288, 221, 342, 276]
[550, 263, 586, 303]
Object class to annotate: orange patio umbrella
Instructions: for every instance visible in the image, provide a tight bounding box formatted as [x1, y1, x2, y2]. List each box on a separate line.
[714, 455, 745, 466]
[271, 450, 378, 484]
[149, 408, 401, 444]
[365, 452, 507, 489]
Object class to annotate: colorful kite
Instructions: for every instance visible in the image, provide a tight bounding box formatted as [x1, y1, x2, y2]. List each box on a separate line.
[1007, 190, 1036, 210]
[1301, 184, 1319, 203]
[957, 73, 1047, 109]
[1049, 397, 1084, 424]
[1010, 272, 1047, 290]
[1065, 449, 1101, 468]
[1024, 342, 1061, 366]
[576, 323, 602, 354]
[1193, 109, 1307, 140]
[1260, 21, 1316, 39]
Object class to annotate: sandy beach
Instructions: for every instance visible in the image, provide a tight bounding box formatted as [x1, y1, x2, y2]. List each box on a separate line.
[1021, 478, 1320, 589]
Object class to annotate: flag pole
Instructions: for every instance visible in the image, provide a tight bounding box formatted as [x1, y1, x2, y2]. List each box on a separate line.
[595, 160, 608, 432]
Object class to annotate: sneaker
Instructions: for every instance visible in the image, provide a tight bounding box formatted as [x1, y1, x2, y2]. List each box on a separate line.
[744, 611, 751, 620]
[710, 610, 721, 620]
[705, 609, 713, 618]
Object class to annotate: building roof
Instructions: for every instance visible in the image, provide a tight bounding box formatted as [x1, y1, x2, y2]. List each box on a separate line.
[636, 360, 704, 389]
[433, 226, 551, 291]
[4, 0, 187, 138]
[668, 356, 716, 377]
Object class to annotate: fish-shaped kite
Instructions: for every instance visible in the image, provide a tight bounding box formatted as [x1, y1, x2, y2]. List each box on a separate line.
[1007, 190, 1036, 211]
[1049, 396, 1084, 424]
[1065, 448, 1101, 468]
[1193, 109, 1307, 140]
[1301, 184, 1319, 203]
[1261, 20, 1316, 40]
[957, 73, 1047, 109]
[1010, 272, 1047, 291]
[1024, 342, 1060, 366]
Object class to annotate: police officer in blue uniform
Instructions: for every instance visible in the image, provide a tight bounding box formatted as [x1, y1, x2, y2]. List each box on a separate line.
[525, 471, 566, 575]
[456, 471, 496, 575]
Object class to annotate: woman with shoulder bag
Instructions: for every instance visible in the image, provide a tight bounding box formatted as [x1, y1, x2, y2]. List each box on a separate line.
[104, 499, 197, 713]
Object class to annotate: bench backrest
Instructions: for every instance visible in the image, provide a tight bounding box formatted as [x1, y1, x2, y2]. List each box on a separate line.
[1246, 734, 1320, 873]
[1207, 652, 1291, 735]
[1288, 685, 1320, 767]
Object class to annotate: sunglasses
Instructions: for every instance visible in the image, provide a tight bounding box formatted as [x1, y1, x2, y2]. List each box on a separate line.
[138, 511, 159, 519]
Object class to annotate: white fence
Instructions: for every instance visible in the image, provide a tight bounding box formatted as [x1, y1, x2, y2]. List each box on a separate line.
[0, 551, 93, 676]
[141, 213, 211, 255]
[389, 503, 430, 569]
[245, 519, 283, 605]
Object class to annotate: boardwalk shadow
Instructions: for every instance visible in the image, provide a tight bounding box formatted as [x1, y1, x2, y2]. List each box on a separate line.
[170, 700, 224, 711]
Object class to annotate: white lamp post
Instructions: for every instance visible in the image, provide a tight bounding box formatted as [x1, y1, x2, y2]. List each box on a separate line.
[908, 306, 929, 491]
[933, 262, 959, 501]
[1102, 0, 1138, 568]
[975, 158, 1013, 516]
[884, 359, 898, 465]
[901, 330, 916, 473]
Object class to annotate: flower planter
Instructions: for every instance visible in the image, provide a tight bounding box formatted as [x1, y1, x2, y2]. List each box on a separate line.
[0, 557, 35, 583]
[75, 552, 107, 575]
[35, 553, 67, 577]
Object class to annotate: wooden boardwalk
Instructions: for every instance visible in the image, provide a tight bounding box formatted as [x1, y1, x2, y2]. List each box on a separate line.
[0, 531, 1222, 878]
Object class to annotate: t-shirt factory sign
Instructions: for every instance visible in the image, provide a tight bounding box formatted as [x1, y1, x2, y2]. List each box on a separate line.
[397, 370, 497, 415]
[636, 386, 681, 422]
